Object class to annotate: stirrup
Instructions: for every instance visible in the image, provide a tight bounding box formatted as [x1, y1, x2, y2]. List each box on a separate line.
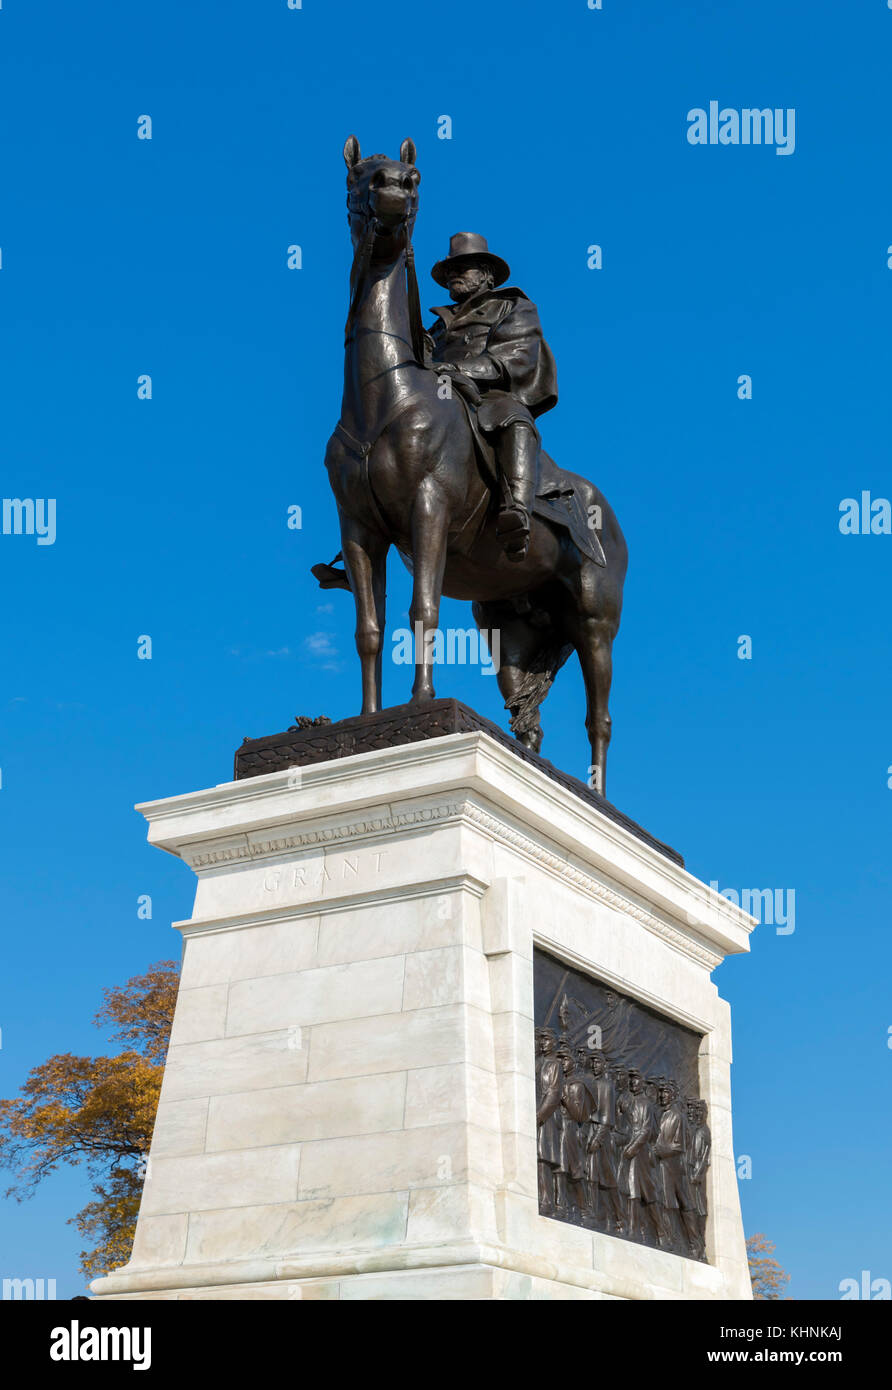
[311, 558, 351, 591]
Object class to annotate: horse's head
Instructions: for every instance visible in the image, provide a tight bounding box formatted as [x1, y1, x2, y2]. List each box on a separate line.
[343, 134, 420, 261]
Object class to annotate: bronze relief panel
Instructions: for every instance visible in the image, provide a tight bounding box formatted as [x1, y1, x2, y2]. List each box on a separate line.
[535, 949, 710, 1262]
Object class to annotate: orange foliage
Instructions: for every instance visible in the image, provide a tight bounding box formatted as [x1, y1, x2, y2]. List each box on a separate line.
[747, 1232, 792, 1299]
[0, 961, 178, 1281]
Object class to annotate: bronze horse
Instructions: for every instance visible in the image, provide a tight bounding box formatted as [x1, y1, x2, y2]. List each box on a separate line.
[315, 135, 627, 792]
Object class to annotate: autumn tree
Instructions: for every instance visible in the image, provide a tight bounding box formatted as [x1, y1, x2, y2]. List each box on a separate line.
[747, 1232, 792, 1299]
[0, 960, 178, 1281]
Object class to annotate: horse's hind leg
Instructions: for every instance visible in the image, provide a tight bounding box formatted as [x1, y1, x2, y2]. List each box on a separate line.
[554, 543, 621, 794]
[568, 611, 615, 796]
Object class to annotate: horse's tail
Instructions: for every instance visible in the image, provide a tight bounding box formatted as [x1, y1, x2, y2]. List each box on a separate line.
[506, 635, 573, 737]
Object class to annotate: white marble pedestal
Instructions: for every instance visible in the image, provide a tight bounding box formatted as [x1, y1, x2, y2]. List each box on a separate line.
[91, 731, 754, 1301]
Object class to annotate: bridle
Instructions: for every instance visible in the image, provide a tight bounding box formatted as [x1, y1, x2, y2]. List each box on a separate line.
[343, 202, 426, 368]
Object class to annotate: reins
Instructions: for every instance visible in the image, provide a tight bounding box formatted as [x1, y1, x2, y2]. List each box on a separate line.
[403, 240, 426, 367]
[344, 214, 426, 369]
[344, 216, 378, 348]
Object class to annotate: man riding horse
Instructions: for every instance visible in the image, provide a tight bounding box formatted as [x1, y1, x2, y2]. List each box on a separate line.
[427, 232, 557, 562]
[314, 136, 626, 789]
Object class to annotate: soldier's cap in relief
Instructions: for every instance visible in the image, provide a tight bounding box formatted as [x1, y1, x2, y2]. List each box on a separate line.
[431, 232, 510, 289]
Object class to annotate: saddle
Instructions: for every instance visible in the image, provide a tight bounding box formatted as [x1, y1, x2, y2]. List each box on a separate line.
[311, 389, 606, 592]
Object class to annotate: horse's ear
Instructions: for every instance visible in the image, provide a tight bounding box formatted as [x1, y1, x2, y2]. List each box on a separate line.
[343, 135, 362, 169]
[399, 137, 417, 165]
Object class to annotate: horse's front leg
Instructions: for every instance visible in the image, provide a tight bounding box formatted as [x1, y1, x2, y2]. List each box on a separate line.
[340, 515, 389, 715]
[408, 480, 449, 704]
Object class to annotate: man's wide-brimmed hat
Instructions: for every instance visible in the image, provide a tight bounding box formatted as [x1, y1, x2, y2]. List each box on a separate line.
[431, 232, 510, 289]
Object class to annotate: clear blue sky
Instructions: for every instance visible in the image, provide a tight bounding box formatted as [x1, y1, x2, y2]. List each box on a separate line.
[1, 0, 890, 1299]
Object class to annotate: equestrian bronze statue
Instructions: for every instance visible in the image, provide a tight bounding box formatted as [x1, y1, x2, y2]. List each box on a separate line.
[313, 135, 627, 792]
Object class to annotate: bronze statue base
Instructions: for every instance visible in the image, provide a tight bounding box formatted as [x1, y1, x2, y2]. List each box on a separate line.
[234, 698, 682, 868]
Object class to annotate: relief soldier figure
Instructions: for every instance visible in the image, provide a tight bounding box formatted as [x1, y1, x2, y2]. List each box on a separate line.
[427, 233, 558, 561]
[623, 1069, 665, 1246]
[582, 1051, 625, 1235]
[687, 1099, 711, 1259]
[654, 1080, 700, 1256]
[556, 1047, 590, 1221]
[535, 1027, 563, 1216]
[612, 1064, 631, 1193]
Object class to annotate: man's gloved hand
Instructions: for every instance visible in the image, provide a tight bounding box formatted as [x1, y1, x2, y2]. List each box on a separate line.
[457, 354, 502, 382]
[432, 360, 481, 406]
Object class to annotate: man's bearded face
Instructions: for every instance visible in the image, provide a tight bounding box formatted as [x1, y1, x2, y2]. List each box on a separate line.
[446, 264, 493, 303]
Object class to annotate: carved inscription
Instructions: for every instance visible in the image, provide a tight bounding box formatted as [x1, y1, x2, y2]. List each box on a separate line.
[262, 848, 388, 899]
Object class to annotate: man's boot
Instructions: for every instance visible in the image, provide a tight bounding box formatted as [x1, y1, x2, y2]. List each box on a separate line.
[496, 422, 538, 561]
